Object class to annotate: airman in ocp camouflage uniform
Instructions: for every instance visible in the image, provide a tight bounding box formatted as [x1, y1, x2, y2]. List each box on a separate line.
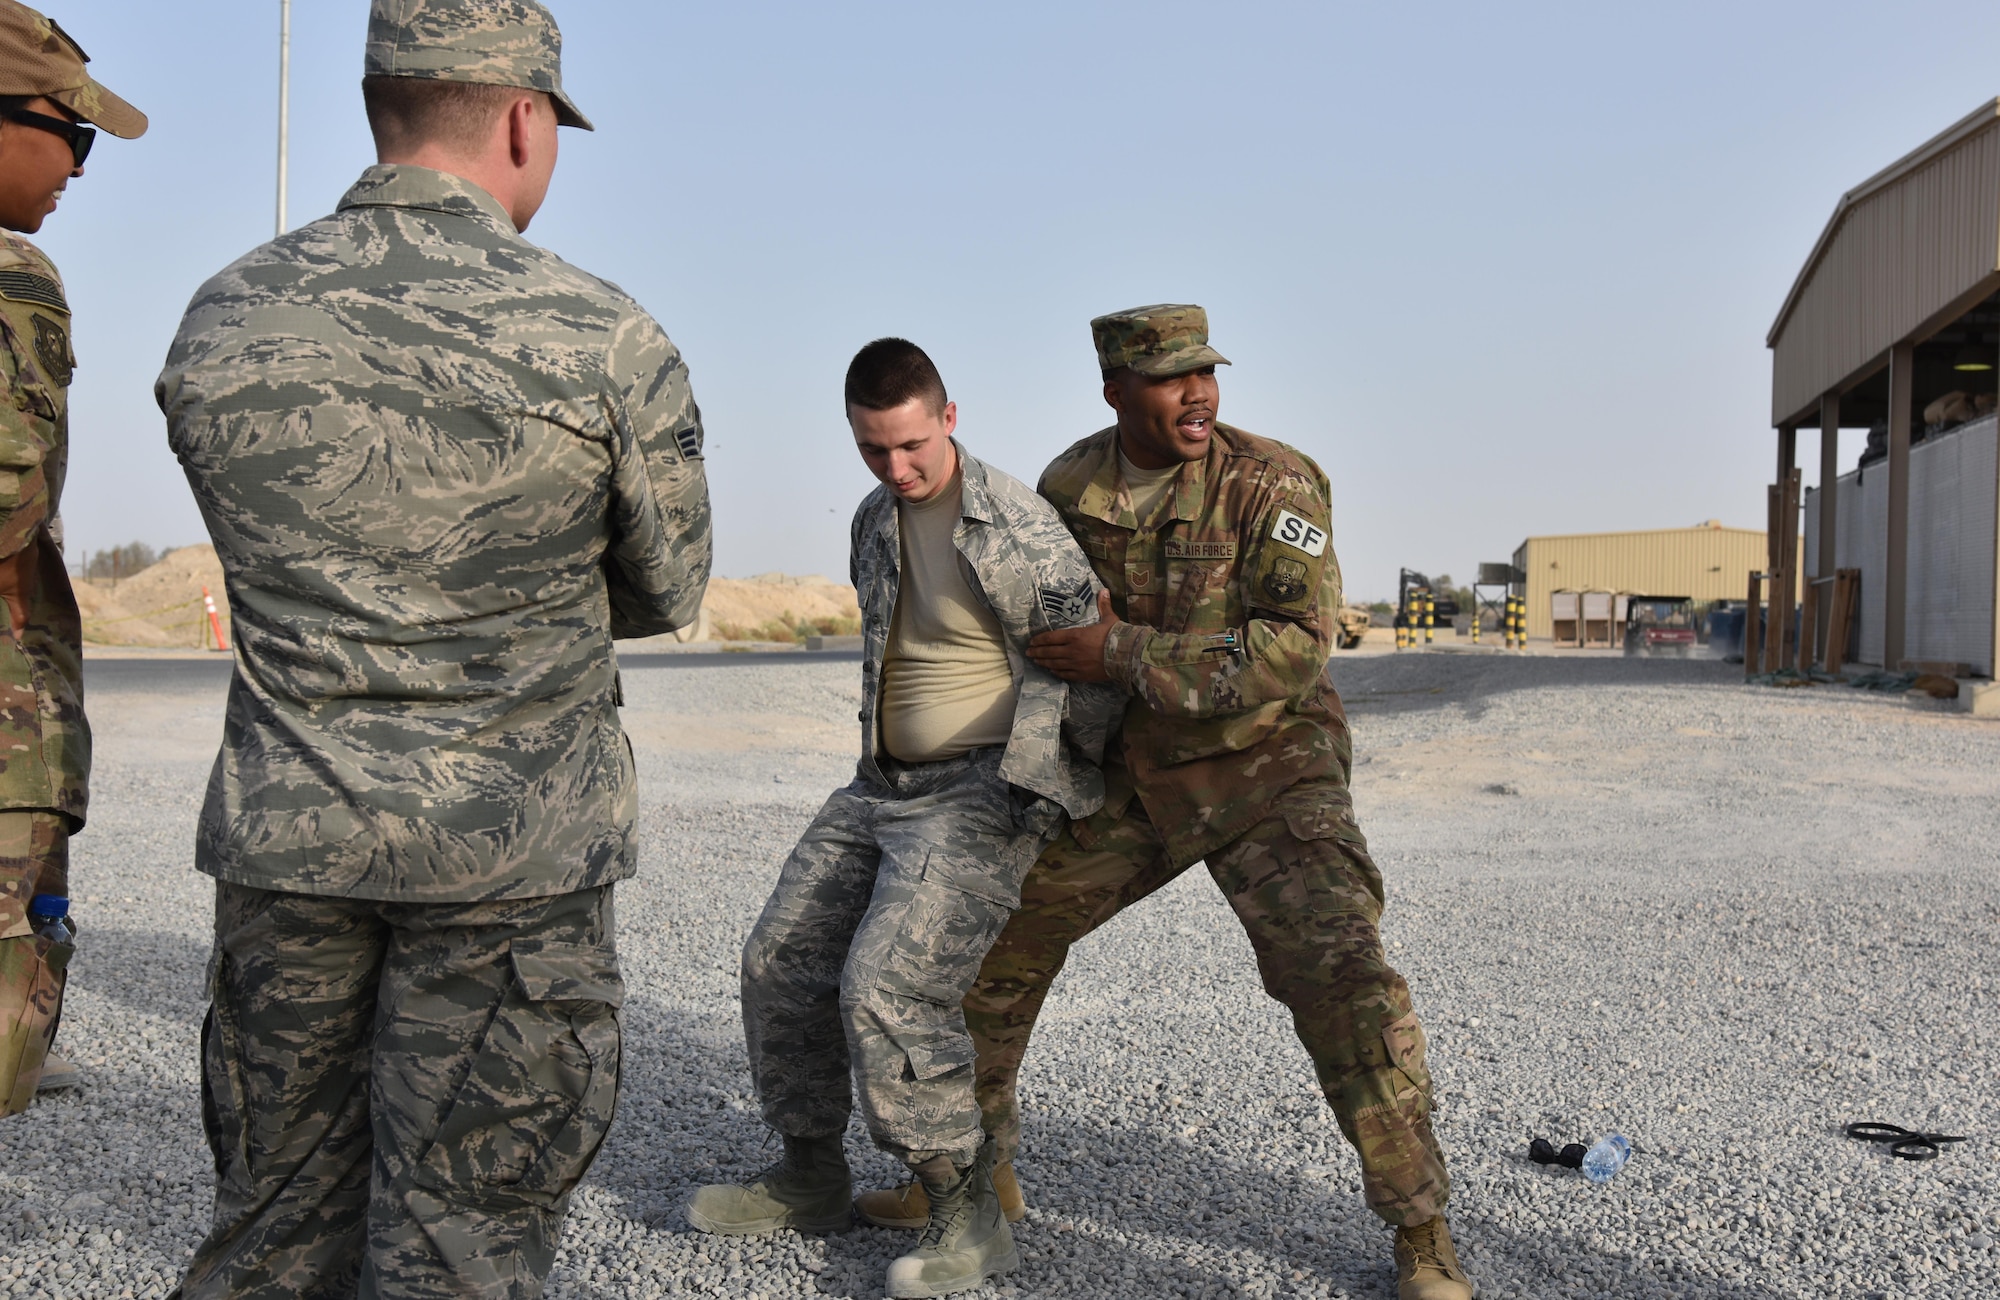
[155, 2, 709, 1295]
[689, 339, 1121, 1299]
[857, 306, 1475, 1300]
[0, 0, 145, 1116]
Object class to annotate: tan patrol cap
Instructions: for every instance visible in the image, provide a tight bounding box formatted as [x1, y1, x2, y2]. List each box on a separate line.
[366, 0, 593, 131]
[1091, 303, 1230, 378]
[0, 2, 146, 139]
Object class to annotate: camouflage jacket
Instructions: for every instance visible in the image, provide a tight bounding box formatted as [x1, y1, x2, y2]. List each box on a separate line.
[851, 442, 1119, 818]
[0, 232, 87, 827]
[157, 165, 711, 902]
[1039, 423, 1351, 867]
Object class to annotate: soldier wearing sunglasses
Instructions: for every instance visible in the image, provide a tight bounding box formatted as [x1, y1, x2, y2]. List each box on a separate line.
[0, 1, 143, 1117]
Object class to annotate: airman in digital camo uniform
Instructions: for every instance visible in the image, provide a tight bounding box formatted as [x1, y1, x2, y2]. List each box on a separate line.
[690, 339, 1120, 1298]
[0, 0, 145, 1115]
[156, 2, 710, 1294]
[859, 306, 1474, 1300]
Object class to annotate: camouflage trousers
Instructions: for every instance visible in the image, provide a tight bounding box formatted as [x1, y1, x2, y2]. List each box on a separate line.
[0, 812, 70, 1117]
[965, 774, 1451, 1227]
[176, 882, 622, 1300]
[742, 748, 1063, 1168]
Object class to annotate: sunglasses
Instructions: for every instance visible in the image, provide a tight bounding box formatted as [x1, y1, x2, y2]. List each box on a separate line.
[6, 109, 94, 168]
[1528, 1138, 1587, 1168]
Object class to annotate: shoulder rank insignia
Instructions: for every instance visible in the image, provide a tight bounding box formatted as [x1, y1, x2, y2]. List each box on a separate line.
[31, 314, 70, 387]
[1038, 577, 1096, 627]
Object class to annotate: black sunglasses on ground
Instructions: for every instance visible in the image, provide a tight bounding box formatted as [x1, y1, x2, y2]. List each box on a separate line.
[5, 109, 93, 168]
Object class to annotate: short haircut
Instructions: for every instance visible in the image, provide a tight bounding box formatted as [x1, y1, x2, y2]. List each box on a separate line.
[0, 96, 30, 116]
[361, 74, 528, 158]
[845, 338, 948, 417]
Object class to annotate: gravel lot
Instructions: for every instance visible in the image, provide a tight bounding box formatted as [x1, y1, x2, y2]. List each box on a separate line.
[3, 649, 1996, 1299]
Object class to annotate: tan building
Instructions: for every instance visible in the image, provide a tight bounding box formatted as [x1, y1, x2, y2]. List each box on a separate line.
[1512, 523, 1782, 642]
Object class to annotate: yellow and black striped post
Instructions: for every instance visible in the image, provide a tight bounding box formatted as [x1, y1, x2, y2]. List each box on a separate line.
[1394, 610, 1406, 651]
[1510, 594, 1524, 649]
[1471, 600, 1481, 644]
[1422, 590, 1434, 645]
[1505, 595, 1518, 649]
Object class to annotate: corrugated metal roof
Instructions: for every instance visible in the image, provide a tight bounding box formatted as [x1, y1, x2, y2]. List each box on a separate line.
[1767, 98, 2000, 425]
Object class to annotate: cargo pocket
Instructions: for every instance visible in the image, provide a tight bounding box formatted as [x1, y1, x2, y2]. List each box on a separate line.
[1382, 1009, 1433, 1101]
[868, 960, 978, 1082]
[196, 953, 251, 1187]
[871, 860, 1013, 1000]
[1284, 805, 1386, 915]
[415, 940, 624, 1212]
[866, 852, 1019, 1082]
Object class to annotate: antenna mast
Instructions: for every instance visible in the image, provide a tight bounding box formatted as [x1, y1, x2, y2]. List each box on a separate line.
[275, 0, 291, 235]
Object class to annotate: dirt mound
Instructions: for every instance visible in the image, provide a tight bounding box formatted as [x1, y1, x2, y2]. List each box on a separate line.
[698, 573, 859, 642]
[73, 545, 858, 648]
[73, 544, 229, 648]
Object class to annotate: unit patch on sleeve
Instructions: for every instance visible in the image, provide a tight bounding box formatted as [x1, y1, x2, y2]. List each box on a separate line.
[1261, 556, 1310, 604]
[31, 314, 71, 387]
[1270, 508, 1327, 557]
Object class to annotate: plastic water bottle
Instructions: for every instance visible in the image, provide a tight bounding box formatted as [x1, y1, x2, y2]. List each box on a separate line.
[1581, 1134, 1631, 1184]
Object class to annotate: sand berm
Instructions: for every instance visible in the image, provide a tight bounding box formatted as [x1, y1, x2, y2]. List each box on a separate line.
[71, 544, 857, 648]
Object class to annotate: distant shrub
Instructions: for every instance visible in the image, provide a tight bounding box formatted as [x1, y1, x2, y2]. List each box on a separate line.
[85, 542, 159, 581]
[711, 610, 861, 643]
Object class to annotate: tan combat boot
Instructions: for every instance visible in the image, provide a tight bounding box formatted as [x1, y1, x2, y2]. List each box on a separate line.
[686, 1134, 853, 1236]
[34, 1052, 79, 1092]
[856, 1158, 1025, 1228]
[1395, 1214, 1474, 1300]
[884, 1140, 1018, 1298]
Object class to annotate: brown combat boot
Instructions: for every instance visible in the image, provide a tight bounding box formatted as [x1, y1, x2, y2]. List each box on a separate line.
[855, 1158, 1025, 1228]
[1395, 1214, 1473, 1300]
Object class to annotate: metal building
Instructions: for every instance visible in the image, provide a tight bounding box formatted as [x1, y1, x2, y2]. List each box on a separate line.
[1512, 524, 1775, 641]
[1768, 97, 2000, 673]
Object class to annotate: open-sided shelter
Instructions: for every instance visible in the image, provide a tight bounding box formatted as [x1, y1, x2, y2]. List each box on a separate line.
[1769, 98, 2000, 674]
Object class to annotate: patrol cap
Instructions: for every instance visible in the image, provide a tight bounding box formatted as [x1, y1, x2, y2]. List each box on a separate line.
[1090, 303, 1230, 378]
[366, 0, 593, 131]
[0, 3, 146, 139]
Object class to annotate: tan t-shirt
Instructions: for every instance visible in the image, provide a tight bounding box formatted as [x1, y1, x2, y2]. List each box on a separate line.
[1119, 444, 1180, 525]
[880, 472, 1020, 762]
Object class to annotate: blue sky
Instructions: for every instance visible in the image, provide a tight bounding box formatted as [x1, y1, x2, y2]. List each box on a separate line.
[37, 1, 2000, 600]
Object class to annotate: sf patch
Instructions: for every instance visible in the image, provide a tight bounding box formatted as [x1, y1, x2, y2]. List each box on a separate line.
[1270, 508, 1327, 556]
[30, 314, 70, 387]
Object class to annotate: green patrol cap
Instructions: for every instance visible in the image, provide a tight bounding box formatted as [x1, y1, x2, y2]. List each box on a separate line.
[366, 0, 593, 131]
[1090, 303, 1230, 378]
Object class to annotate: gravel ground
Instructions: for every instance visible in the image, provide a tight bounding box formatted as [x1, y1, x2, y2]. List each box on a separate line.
[2, 649, 1996, 1298]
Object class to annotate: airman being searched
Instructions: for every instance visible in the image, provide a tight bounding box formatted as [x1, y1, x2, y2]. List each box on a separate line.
[688, 339, 1121, 1299]
[857, 305, 1474, 1300]
[155, 1, 711, 1292]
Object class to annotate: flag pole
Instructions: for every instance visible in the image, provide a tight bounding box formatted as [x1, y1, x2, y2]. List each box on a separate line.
[275, 0, 291, 235]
